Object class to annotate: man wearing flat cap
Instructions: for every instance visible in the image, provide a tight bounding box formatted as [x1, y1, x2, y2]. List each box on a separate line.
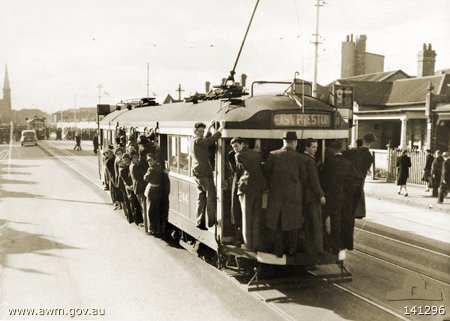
[264, 131, 306, 257]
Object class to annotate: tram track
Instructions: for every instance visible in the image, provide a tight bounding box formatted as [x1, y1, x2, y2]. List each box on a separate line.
[37, 141, 449, 321]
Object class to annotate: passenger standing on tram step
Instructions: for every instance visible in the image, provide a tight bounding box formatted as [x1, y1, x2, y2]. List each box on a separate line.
[396, 150, 412, 197]
[105, 149, 119, 208]
[341, 133, 376, 252]
[231, 137, 267, 252]
[138, 133, 161, 169]
[117, 156, 133, 223]
[438, 152, 449, 204]
[431, 150, 444, 197]
[343, 132, 376, 220]
[112, 147, 125, 209]
[119, 153, 142, 224]
[144, 153, 165, 235]
[264, 131, 306, 258]
[190, 120, 225, 230]
[321, 141, 355, 255]
[130, 151, 147, 228]
[228, 148, 243, 246]
[301, 138, 326, 255]
[423, 149, 434, 192]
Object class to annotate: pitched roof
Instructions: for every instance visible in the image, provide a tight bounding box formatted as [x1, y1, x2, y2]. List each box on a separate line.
[386, 74, 449, 105]
[338, 70, 410, 82]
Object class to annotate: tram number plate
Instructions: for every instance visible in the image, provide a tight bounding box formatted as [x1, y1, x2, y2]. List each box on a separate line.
[273, 113, 331, 128]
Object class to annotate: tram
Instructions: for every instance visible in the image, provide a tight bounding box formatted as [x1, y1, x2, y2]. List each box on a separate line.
[97, 79, 355, 273]
[26, 116, 48, 140]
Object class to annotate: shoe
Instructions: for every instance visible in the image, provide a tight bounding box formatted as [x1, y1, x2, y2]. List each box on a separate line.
[398, 192, 401, 195]
[425, 188, 430, 192]
[196, 223, 207, 230]
[404, 193, 408, 197]
[437, 201, 443, 204]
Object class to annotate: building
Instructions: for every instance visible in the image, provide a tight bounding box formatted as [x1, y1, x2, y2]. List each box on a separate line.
[0, 65, 11, 124]
[341, 34, 384, 78]
[11, 108, 49, 125]
[335, 43, 450, 152]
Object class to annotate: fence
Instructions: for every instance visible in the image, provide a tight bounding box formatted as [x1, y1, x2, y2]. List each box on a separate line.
[387, 149, 427, 185]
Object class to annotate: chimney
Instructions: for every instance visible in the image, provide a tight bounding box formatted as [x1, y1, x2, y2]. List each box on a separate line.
[205, 81, 210, 93]
[417, 43, 436, 77]
[240, 74, 247, 87]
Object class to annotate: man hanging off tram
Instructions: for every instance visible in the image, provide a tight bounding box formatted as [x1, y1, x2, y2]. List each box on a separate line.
[190, 120, 225, 230]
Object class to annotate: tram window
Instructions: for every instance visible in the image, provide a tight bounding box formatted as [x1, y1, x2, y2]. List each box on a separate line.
[168, 135, 178, 172]
[179, 136, 190, 176]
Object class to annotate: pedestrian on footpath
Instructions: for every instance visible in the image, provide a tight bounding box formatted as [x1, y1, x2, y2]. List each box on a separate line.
[422, 149, 434, 192]
[431, 150, 444, 197]
[74, 132, 82, 151]
[93, 131, 99, 154]
[190, 120, 225, 230]
[438, 152, 449, 204]
[396, 150, 412, 197]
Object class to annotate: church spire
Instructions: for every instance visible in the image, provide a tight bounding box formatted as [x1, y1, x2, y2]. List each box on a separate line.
[3, 64, 10, 90]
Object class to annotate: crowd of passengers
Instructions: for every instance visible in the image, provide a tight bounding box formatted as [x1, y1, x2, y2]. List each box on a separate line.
[103, 121, 376, 259]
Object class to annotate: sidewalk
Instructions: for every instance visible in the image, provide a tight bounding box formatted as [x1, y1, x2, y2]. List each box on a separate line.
[364, 177, 450, 214]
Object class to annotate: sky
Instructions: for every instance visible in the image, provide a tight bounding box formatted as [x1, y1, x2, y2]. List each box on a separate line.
[0, 0, 449, 113]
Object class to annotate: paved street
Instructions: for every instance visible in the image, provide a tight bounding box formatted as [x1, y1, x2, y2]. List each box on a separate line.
[0, 140, 449, 321]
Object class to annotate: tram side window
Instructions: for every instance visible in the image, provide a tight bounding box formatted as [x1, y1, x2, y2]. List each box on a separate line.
[168, 135, 178, 171]
[179, 136, 190, 176]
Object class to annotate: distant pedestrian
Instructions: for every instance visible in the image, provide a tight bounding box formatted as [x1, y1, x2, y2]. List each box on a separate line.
[396, 150, 412, 197]
[74, 132, 82, 151]
[438, 152, 449, 204]
[422, 149, 434, 192]
[431, 150, 444, 197]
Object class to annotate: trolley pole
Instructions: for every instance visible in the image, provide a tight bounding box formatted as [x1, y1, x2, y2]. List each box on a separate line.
[312, 0, 324, 98]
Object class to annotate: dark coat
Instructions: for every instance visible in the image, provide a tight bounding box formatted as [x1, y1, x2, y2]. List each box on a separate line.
[424, 154, 434, 172]
[228, 150, 242, 226]
[235, 147, 267, 195]
[264, 146, 306, 231]
[442, 158, 450, 184]
[301, 153, 324, 204]
[321, 154, 353, 206]
[130, 162, 147, 195]
[432, 156, 444, 188]
[396, 155, 411, 185]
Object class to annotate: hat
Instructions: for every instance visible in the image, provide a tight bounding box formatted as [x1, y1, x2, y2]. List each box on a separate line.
[137, 135, 149, 145]
[443, 152, 449, 157]
[282, 131, 297, 140]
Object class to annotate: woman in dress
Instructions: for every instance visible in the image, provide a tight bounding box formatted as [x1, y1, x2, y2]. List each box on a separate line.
[397, 150, 412, 197]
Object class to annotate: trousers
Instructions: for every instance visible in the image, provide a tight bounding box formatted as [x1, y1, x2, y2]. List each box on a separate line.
[239, 192, 262, 251]
[194, 175, 217, 227]
[304, 201, 324, 254]
[273, 215, 298, 257]
[438, 182, 448, 203]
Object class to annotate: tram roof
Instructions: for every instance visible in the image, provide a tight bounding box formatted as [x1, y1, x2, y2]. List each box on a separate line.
[100, 94, 333, 128]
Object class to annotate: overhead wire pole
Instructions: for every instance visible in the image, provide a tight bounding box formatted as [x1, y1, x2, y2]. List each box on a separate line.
[227, 0, 260, 84]
[312, 0, 324, 98]
[97, 84, 103, 104]
[147, 62, 150, 98]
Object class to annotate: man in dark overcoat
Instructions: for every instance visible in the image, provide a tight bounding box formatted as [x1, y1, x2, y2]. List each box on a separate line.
[322, 141, 355, 255]
[438, 152, 449, 204]
[423, 149, 434, 192]
[301, 138, 326, 255]
[264, 131, 306, 257]
[431, 150, 444, 197]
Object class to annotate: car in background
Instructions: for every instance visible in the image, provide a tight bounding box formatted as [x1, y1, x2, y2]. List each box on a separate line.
[20, 130, 38, 147]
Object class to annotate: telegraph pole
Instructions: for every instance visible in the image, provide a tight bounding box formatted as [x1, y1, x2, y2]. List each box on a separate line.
[312, 0, 324, 98]
[147, 62, 150, 98]
[97, 84, 103, 104]
[176, 84, 184, 101]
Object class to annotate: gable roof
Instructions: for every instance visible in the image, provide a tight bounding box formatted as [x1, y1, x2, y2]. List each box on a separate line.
[338, 70, 410, 83]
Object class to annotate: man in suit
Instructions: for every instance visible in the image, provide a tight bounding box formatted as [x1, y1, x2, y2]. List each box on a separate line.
[343, 132, 376, 220]
[190, 120, 225, 229]
[423, 149, 434, 192]
[264, 131, 306, 257]
[130, 151, 147, 230]
[431, 150, 444, 197]
[322, 141, 355, 255]
[231, 137, 267, 251]
[438, 152, 449, 204]
[301, 138, 326, 255]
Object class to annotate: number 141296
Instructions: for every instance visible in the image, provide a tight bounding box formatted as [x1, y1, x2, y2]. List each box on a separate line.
[404, 306, 445, 315]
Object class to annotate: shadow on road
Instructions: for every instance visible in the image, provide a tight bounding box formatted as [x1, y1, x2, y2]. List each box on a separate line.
[0, 218, 80, 275]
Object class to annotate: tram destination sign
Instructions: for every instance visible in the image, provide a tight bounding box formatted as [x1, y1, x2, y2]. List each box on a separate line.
[272, 112, 332, 128]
